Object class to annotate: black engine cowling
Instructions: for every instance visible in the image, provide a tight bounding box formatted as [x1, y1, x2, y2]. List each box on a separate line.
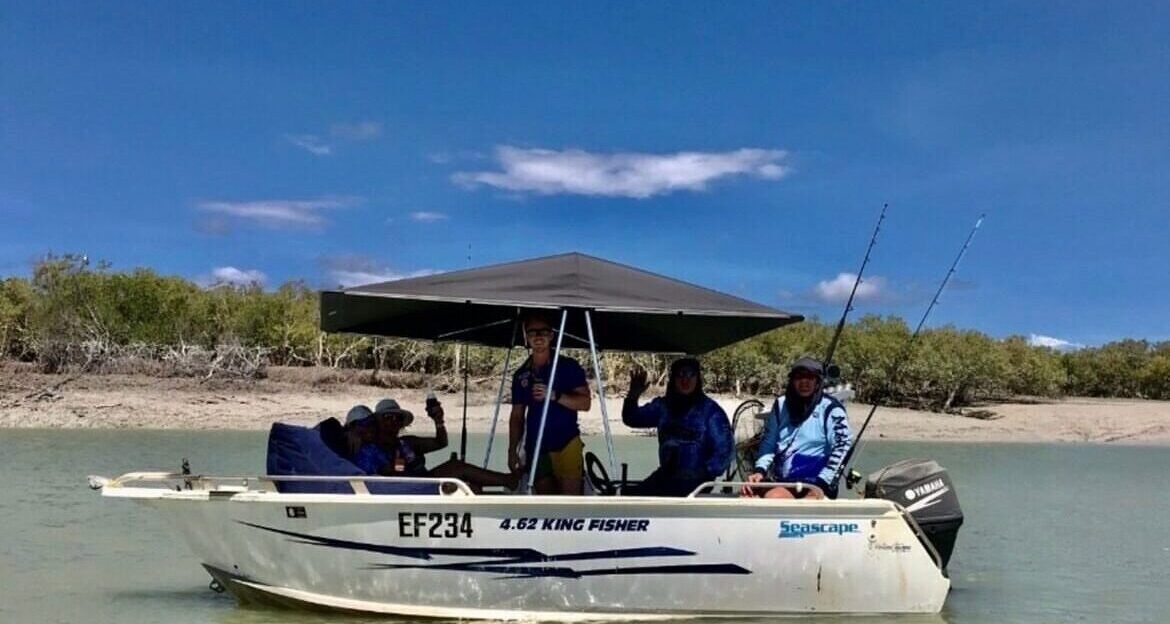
[865, 458, 963, 570]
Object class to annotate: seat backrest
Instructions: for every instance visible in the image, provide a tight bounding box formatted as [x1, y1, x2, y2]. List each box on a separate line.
[267, 422, 441, 495]
[267, 422, 360, 494]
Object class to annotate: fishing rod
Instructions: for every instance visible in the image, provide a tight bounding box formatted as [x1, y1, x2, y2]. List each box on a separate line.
[732, 204, 887, 482]
[823, 203, 887, 373]
[831, 214, 985, 492]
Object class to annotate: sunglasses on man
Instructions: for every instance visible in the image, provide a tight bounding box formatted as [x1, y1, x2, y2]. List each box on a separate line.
[525, 327, 553, 337]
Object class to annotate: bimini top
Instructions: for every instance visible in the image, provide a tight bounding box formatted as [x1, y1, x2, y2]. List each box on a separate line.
[320, 252, 802, 354]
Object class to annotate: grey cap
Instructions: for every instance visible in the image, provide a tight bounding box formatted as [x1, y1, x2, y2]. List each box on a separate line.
[345, 405, 373, 425]
[789, 357, 825, 378]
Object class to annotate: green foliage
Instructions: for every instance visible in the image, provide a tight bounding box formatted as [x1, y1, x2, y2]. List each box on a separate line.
[1139, 356, 1170, 400]
[3, 255, 1169, 407]
[1000, 336, 1067, 397]
[1061, 339, 1169, 399]
[834, 315, 911, 401]
[0, 277, 35, 358]
[902, 328, 1009, 410]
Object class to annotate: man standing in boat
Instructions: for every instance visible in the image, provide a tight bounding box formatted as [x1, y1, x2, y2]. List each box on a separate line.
[508, 312, 592, 495]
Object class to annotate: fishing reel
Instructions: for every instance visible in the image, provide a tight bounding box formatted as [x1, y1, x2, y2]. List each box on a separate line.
[845, 468, 863, 491]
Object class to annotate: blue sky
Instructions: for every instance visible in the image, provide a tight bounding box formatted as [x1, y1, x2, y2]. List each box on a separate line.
[3, 2, 1168, 347]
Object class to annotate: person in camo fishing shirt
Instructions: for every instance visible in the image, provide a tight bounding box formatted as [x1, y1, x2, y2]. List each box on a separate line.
[622, 358, 733, 497]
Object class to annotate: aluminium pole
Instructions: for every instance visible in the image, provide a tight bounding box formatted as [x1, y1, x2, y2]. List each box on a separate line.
[482, 314, 520, 468]
[584, 310, 618, 477]
[524, 308, 569, 494]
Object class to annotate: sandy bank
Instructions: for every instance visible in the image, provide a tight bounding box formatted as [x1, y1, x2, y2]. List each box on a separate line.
[2, 365, 1169, 445]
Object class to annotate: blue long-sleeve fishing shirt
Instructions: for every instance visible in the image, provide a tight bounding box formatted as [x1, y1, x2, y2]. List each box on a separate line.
[623, 395, 733, 481]
[753, 395, 852, 488]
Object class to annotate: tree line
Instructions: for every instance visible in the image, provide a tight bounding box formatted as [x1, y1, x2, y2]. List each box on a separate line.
[2, 255, 1168, 407]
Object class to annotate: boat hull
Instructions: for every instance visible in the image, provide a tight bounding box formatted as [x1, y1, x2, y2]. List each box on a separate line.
[110, 487, 949, 618]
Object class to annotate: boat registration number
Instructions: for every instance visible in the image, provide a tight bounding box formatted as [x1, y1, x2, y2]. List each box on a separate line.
[398, 512, 474, 538]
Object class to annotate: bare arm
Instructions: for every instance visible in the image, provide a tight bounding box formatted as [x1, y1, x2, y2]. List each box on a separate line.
[405, 409, 449, 455]
[508, 403, 526, 471]
[555, 385, 592, 412]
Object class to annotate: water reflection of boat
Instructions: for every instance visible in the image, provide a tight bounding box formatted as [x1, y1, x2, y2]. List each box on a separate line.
[91, 253, 959, 619]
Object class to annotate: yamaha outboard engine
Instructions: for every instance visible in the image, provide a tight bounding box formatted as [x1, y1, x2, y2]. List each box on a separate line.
[865, 458, 963, 570]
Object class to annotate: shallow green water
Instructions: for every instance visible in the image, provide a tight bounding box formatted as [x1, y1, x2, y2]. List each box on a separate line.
[1, 429, 1168, 623]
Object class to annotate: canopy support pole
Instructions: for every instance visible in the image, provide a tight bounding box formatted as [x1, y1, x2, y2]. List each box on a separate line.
[525, 308, 568, 494]
[584, 310, 618, 477]
[435, 317, 517, 341]
[483, 313, 520, 469]
[460, 342, 469, 461]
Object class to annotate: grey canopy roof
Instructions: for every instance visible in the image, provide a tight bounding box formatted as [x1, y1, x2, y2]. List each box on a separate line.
[320, 252, 802, 354]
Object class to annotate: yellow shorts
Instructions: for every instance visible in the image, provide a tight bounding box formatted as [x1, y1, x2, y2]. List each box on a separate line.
[535, 436, 584, 481]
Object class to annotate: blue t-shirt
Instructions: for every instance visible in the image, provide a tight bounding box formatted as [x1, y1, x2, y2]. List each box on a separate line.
[511, 355, 587, 457]
[352, 439, 427, 476]
[352, 443, 390, 475]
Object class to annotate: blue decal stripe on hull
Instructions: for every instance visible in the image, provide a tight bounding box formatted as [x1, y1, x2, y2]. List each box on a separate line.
[237, 520, 544, 560]
[374, 562, 753, 579]
[239, 520, 752, 577]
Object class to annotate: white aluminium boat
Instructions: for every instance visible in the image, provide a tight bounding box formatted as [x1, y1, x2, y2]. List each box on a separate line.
[95, 473, 950, 618]
[92, 253, 960, 618]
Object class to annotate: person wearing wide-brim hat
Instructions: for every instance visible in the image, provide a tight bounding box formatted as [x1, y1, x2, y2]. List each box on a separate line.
[362, 396, 521, 493]
[372, 398, 415, 428]
[741, 357, 853, 499]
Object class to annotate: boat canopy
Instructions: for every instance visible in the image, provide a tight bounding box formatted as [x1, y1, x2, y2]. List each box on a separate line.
[320, 252, 801, 354]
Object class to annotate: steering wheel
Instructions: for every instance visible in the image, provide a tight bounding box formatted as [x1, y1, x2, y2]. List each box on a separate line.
[727, 398, 767, 480]
[585, 451, 617, 496]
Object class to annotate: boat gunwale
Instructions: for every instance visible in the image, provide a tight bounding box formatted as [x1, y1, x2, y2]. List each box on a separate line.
[101, 486, 903, 515]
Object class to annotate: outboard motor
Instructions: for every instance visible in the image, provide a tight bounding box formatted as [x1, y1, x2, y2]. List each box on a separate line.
[865, 458, 963, 570]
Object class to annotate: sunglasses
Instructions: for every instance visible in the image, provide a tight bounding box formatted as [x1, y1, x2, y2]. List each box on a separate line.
[525, 328, 553, 337]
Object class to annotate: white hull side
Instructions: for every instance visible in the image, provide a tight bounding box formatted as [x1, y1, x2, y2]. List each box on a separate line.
[112, 489, 949, 618]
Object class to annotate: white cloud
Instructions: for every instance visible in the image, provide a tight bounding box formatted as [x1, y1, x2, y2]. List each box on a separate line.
[813, 273, 887, 304]
[1028, 334, 1084, 351]
[320, 255, 438, 288]
[330, 121, 383, 141]
[284, 121, 381, 156]
[409, 211, 449, 223]
[198, 266, 267, 287]
[196, 197, 358, 229]
[453, 146, 790, 198]
[284, 134, 333, 156]
[330, 268, 438, 287]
